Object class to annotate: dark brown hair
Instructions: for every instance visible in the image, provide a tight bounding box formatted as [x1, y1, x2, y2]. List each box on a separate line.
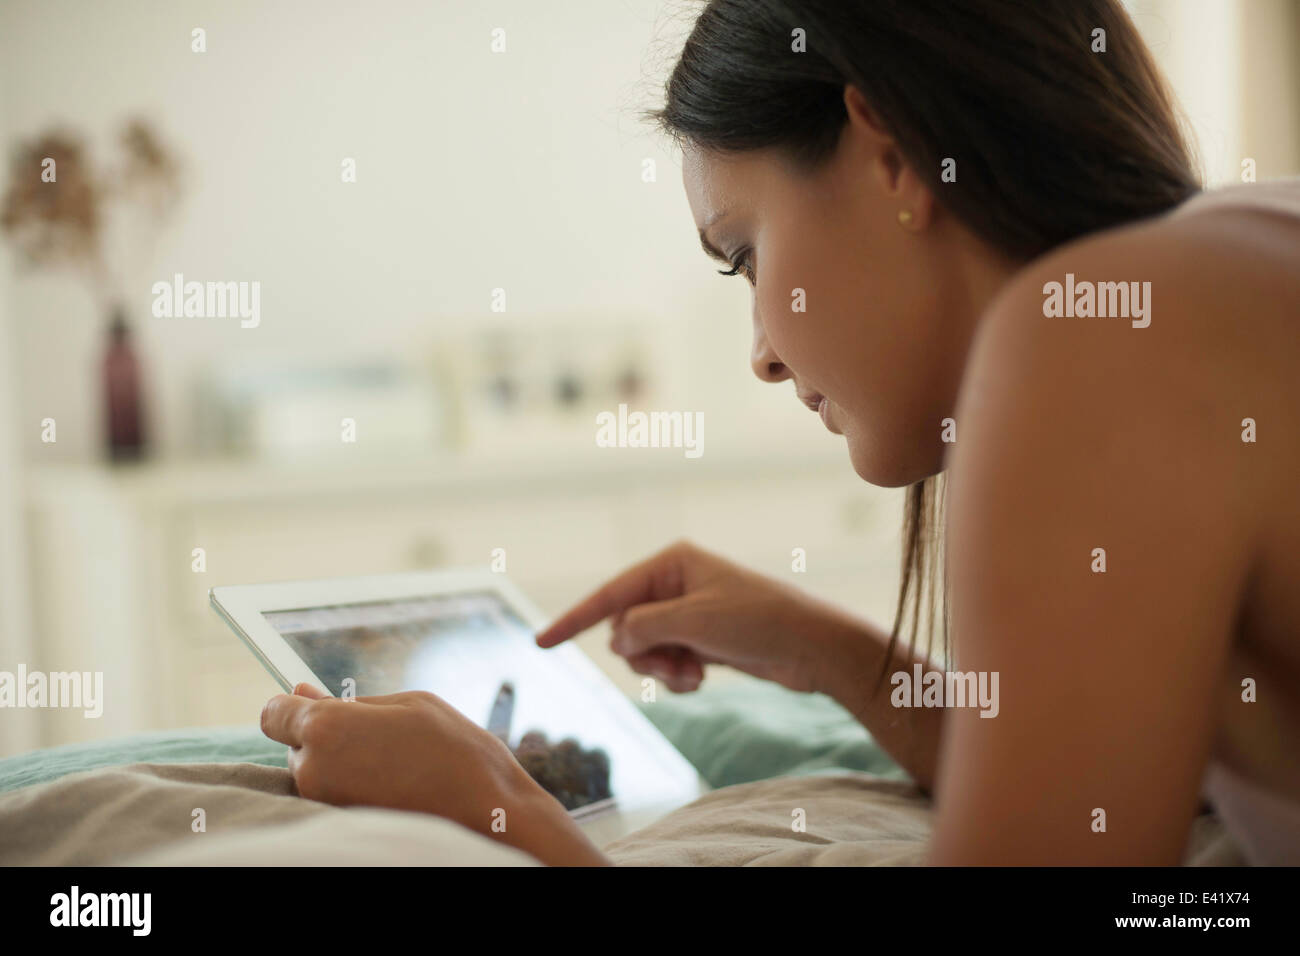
[650, 0, 1200, 686]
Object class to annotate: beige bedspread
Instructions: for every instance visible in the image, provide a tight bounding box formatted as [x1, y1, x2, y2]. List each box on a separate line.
[0, 762, 1245, 866]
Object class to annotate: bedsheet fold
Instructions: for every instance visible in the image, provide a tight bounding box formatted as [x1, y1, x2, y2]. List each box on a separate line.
[0, 762, 537, 866]
[0, 761, 1245, 866]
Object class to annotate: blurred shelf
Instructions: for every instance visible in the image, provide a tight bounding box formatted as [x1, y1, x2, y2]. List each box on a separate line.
[25, 442, 855, 507]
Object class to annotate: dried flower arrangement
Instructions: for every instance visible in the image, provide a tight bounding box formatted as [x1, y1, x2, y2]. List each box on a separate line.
[1, 120, 182, 461]
[0, 119, 181, 311]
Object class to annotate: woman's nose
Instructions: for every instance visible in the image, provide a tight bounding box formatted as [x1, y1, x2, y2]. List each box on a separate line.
[750, 319, 791, 384]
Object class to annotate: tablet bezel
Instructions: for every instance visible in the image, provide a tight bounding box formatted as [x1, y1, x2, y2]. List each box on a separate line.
[212, 569, 551, 696]
[209, 568, 704, 816]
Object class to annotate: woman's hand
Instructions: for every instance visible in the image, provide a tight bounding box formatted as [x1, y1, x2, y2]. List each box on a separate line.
[260, 684, 609, 865]
[540, 540, 947, 791]
[536, 539, 874, 698]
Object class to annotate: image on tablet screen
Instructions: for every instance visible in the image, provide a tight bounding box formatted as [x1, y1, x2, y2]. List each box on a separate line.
[261, 592, 618, 812]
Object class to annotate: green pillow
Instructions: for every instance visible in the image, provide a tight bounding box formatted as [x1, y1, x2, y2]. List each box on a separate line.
[0, 725, 288, 794]
[635, 676, 905, 788]
[0, 678, 904, 794]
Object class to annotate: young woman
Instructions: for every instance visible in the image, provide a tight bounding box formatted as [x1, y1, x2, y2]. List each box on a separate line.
[260, 0, 1300, 865]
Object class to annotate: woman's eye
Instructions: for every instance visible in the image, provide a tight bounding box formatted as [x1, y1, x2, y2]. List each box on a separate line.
[717, 250, 756, 285]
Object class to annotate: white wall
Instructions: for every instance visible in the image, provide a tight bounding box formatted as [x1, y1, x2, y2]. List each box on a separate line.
[0, 0, 813, 463]
[0, 165, 39, 754]
[3, 1, 1294, 465]
[1239, 0, 1300, 177]
[1126, 0, 1300, 184]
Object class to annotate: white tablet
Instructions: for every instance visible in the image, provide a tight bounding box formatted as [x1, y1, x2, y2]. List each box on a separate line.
[210, 569, 705, 822]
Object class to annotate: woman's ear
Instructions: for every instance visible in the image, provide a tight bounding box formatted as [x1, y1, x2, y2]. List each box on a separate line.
[844, 85, 891, 142]
[844, 85, 937, 230]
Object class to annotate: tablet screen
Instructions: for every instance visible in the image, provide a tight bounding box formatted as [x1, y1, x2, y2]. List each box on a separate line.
[261, 591, 683, 814]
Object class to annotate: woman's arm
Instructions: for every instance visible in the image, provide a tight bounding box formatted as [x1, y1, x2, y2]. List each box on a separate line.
[806, 601, 948, 794]
[928, 235, 1254, 864]
[500, 788, 613, 866]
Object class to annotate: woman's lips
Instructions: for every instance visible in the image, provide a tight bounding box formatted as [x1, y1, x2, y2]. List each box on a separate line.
[798, 390, 841, 435]
[818, 397, 841, 434]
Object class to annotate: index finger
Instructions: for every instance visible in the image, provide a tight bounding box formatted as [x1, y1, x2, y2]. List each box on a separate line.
[535, 549, 680, 648]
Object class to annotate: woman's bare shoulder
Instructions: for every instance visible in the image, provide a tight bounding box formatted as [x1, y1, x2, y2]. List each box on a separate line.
[934, 202, 1289, 866]
[987, 200, 1300, 348]
[958, 201, 1298, 570]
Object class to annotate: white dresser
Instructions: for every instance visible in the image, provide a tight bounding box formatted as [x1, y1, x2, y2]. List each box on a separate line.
[20, 447, 904, 753]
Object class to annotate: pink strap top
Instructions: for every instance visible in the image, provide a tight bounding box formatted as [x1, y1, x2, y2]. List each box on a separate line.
[1201, 762, 1300, 866]
[1168, 176, 1300, 222]
[1172, 177, 1300, 865]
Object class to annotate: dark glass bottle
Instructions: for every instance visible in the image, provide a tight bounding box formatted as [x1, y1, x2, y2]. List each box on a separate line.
[103, 309, 146, 461]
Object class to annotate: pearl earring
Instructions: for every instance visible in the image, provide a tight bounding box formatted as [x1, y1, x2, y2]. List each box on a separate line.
[898, 209, 914, 227]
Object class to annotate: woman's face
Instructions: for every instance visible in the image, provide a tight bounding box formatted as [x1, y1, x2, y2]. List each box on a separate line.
[681, 98, 1014, 487]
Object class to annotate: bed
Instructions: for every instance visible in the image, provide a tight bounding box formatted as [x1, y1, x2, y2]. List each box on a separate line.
[0, 678, 1243, 865]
